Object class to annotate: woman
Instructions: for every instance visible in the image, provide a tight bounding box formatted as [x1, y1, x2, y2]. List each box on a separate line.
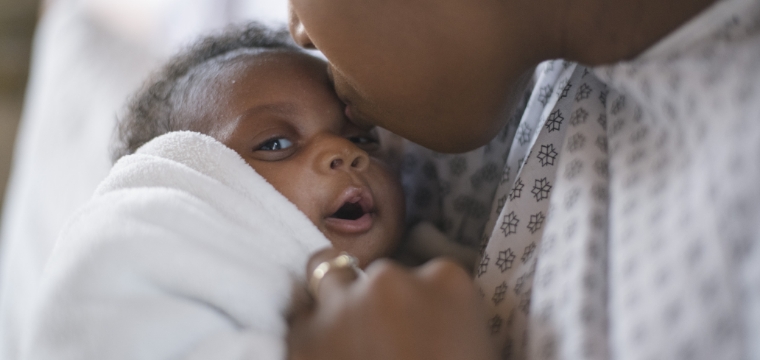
[287, 0, 760, 359]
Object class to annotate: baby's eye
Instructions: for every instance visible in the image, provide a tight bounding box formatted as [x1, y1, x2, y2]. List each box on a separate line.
[348, 134, 380, 152]
[258, 138, 293, 151]
[348, 135, 378, 145]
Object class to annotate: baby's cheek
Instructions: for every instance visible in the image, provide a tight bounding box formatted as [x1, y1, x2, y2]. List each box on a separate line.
[380, 166, 405, 216]
[374, 167, 406, 241]
[258, 164, 325, 225]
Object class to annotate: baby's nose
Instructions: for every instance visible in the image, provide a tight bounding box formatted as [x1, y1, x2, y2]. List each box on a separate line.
[317, 137, 369, 174]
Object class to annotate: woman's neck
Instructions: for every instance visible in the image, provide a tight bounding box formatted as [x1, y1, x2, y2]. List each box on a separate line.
[549, 0, 718, 65]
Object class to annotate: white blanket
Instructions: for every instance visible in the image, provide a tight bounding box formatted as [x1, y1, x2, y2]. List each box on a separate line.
[20, 131, 330, 360]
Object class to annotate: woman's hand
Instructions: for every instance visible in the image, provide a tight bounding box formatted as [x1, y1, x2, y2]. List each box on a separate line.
[288, 248, 498, 360]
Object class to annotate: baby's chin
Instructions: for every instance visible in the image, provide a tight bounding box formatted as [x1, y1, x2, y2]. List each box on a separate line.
[324, 229, 398, 268]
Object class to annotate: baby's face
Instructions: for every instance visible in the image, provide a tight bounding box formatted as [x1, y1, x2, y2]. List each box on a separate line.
[204, 51, 405, 267]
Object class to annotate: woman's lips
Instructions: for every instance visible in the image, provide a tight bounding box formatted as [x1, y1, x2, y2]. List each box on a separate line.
[342, 103, 373, 131]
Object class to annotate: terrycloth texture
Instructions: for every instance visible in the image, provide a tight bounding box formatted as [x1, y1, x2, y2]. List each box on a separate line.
[20, 131, 330, 360]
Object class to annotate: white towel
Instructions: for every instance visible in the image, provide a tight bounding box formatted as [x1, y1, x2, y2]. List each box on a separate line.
[20, 131, 330, 360]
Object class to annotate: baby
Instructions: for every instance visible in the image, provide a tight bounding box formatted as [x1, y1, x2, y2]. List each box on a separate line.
[112, 24, 406, 268]
[20, 23, 408, 360]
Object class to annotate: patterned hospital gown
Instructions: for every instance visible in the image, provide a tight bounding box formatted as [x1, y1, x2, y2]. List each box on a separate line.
[397, 0, 760, 359]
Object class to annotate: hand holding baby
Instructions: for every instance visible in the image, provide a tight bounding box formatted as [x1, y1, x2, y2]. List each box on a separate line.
[288, 248, 499, 360]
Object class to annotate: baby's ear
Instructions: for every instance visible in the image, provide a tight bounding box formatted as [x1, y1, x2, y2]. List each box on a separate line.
[393, 222, 479, 272]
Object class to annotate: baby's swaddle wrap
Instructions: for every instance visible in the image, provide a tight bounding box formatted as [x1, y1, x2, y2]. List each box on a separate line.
[20, 131, 330, 360]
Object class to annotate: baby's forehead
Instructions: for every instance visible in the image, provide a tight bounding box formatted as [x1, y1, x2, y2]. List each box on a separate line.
[217, 47, 322, 71]
[179, 48, 336, 132]
[192, 49, 328, 97]
[200, 49, 301, 81]
[168, 50, 296, 130]
[183, 49, 319, 103]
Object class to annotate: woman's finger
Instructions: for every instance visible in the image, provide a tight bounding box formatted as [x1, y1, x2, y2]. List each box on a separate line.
[413, 257, 478, 295]
[306, 247, 360, 302]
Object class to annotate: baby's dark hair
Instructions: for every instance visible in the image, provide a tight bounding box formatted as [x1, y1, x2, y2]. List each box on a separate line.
[111, 22, 301, 162]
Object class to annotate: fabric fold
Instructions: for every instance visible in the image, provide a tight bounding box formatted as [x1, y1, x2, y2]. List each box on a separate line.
[21, 131, 330, 360]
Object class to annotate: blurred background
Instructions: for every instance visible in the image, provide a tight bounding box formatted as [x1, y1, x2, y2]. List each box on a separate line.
[0, 0, 291, 224]
[0, 2, 292, 358]
[0, 0, 39, 222]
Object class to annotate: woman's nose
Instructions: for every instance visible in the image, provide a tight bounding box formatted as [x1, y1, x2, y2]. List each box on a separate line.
[288, 8, 316, 49]
[316, 137, 370, 174]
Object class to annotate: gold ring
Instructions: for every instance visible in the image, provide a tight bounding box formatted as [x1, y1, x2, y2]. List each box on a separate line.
[309, 252, 360, 297]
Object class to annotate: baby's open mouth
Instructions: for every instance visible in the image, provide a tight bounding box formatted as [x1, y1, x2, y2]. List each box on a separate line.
[330, 201, 366, 220]
[325, 188, 375, 234]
